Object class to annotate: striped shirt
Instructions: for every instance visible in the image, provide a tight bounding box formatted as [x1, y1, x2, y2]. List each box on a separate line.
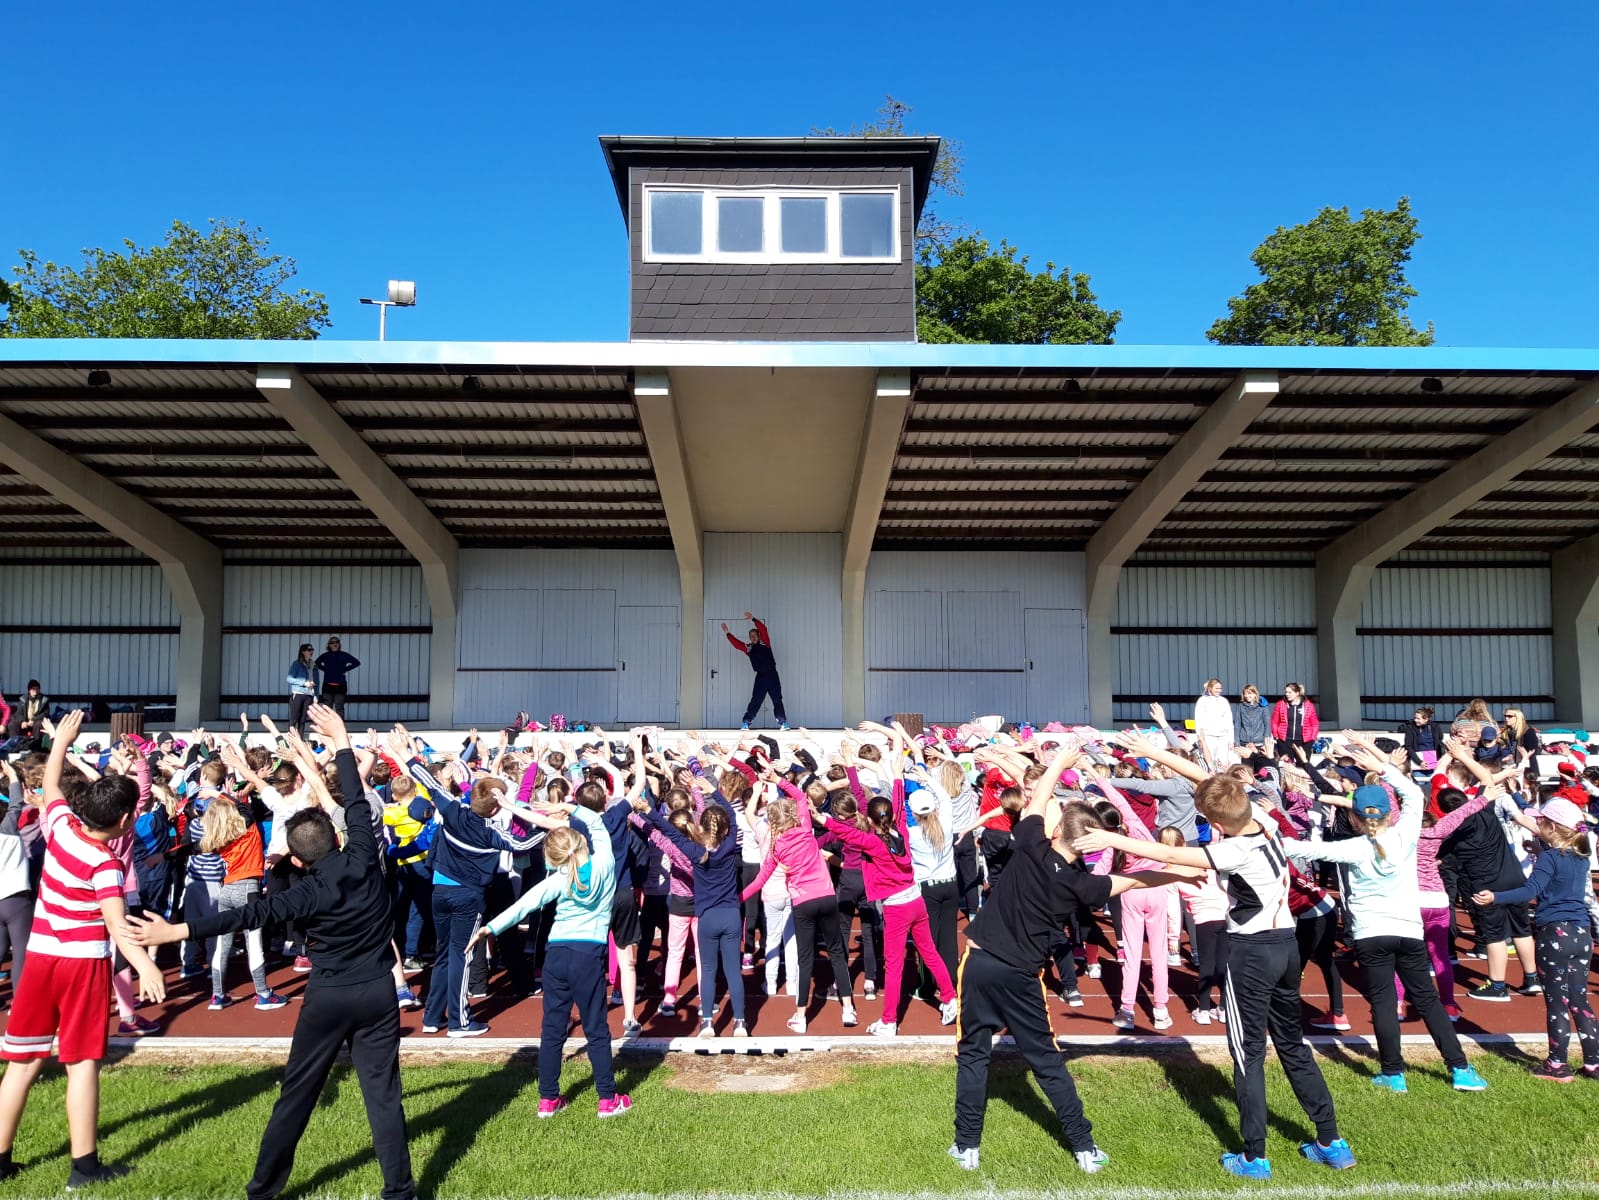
[30, 799, 124, 960]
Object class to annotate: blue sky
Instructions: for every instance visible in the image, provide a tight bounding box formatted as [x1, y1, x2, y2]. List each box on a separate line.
[8, 1, 1596, 347]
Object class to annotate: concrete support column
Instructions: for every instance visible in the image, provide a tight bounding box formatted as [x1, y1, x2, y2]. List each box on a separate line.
[1316, 379, 1599, 727]
[1552, 532, 1599, 728]
[634, 370, 704, 727]
[257, 367, 459, 726]
[841, 370, 912, 726]
[1084, 371, 1280, 726]
[0, 414, 222, 726]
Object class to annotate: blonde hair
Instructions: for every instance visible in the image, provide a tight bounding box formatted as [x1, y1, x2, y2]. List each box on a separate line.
[765, 796, 800, 839]
[389, 775, 416, 802]
[1194, 775, 1249, 830]
[939, 761, 966, 797]
[1203, 677, 1223, 692]
[917, 804, 947, 853]
[543, 825, 592, 895]
[198, 797, 247, 854]
[1349, 809, 1393, 861]
[1540, 819, 1592, 857]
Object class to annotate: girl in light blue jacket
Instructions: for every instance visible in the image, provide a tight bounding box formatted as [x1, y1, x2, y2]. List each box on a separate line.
[471, 802, 631, 1119]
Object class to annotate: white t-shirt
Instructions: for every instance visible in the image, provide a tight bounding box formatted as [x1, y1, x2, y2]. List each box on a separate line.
[1201, 807, 1294, 936]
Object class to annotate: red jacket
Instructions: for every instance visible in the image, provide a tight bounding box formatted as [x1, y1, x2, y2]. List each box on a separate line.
[1270, 699, 1320, 743]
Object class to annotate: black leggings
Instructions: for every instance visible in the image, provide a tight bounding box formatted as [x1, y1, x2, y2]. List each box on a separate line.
[836, 869, 881, 987]
[792, 895, 853, 1006]
[1193, 919, 1229, 1010]
[1296, 910, 1344, 1014]
[638, 893, 668, 972]
[288, 693, 312, 738]
[0, 893, 32, 987]
[740, 862, 763, 954]
[954, 833, 981, 916]
[920, 878, 960, 984]
[1356, 934, 1467, 1075]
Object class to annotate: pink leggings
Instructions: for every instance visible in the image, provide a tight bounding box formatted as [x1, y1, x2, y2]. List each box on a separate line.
[663, 913, 698, 1002]
[1396, 906, 1454, 1008]
[882, 895, 954, 1022]
[1118, 886, 1170, 1010]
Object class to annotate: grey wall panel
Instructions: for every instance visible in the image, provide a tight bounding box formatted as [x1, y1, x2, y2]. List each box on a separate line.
[0, 562, 177, 627]
[541, 590, 617, 669]
[705, 533, 843, 726]
[0, 633, 176, 701]
[1111, 635, 1318, 723]
[455, 670, 619, 728]
[865, 552, 1088, 725]
[223, 564, 430, 626]
[1360, 567, 1550, 627]
[1115, 566, 1315, 626]
[458, 589, 541, 669]
[1360, 634, 1555, 723]
[221, 633, 429, 716]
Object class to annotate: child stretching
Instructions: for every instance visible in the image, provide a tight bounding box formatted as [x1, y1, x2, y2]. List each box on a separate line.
[1169, 829, 1228, 1023]
[951, 742, 1197, 1175]
[470, 799, 631, 1117]
[1472, 796, 1599, 1082]
[1086, 771, 1175, 1031]
[1077, 731, 1351, 1182]
[0, 710, 166, 1190]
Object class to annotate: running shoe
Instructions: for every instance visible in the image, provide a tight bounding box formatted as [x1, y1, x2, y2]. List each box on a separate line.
[740, 954, 754, 973]
[396, 988, 422, 1011]
[179, 965, 208, 981]
[732, 1020, 749, 1038]
[1580, 1064, 1599, 1081]
[1192, 1007, 1211, 1025]
[537, 1097, 569, 1119]
[1074, 1147, 1109, 1174]
[1111, 1008, 1135, 1030]
[841, 1002, 859, 1026]
[1086, 963, 1102, 980]
[421, 1024, 443, 1034]
[1532, 1059, 1574, 1083]
[947, 1144, 979, 1171]
[255, 992, 289, 1011]
[778, 723, 790, 732]
[863, 983, 877, 1000]
[1210, 1006, 1226, 1023]
[1300, 1138, 1357, 1170]
[1451, 1065, 1489, 1091]
[1152, 1006, 1173, 1030]
[293, 956, 313, 973]
[740, 722, 750, 731]
[939, 998, 959, 1025]
[621, 1018, 642, 1037]
[116, 1015, 161, 1036]
[447, 1021, 490, 1038]
[1219, 1152, 1271, 1180]
[1166, 952, 1182, 967]
[66, 1162, 132, 1191]
[867, 1019, 898, 1038]
[608, 988, 623, 1006]
[468, 990, 488, 1001]
[207, 994, 229, 1011]
[1309, 1011, 1351, 1031]
[698, 1020, 715, 1038]
[1517, 976, 1544, 996]
[658, 999, 677, 1018]
[597, 1094, 633, 1119]
[1467, 981, 1511, 1002]
[1370, 1073, 1408, 1093]
[402, 957, 424, 974]
[1062, 987, 1084, 1008]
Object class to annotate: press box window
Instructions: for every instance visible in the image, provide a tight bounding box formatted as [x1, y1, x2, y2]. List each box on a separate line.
[642, 187, 899, 264]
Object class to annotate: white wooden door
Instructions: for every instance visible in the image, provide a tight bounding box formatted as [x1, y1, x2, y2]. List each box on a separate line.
[616, 605, 679, 724]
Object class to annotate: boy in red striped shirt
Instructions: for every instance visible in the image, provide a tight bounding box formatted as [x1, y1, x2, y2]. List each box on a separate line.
[0, 709, 165, 1190]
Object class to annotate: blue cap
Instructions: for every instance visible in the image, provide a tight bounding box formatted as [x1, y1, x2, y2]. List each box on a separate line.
[1353, 784, 1391, 819]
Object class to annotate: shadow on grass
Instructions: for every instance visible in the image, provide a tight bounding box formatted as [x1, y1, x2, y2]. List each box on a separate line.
[1151, 1043, 1323, 1152]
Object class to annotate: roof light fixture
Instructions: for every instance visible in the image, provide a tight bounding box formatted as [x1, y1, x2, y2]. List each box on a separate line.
[358, 280, 417, 341]
[1420, 377, 1444, 393]
[86, 370, 111, 387]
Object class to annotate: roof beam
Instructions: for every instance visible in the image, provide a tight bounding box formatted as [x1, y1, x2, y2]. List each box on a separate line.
[1315, 379, 1599, 725]
[257, 366, 458, 726]
[634, 370, 701, 727]
[843, 371, 913, 725]
[0, 412, 221, 726]
[1084, 370, 1281, 725]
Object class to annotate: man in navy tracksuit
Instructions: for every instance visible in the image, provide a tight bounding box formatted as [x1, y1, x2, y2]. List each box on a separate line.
[722, 611, 788, 730]
[410, 762, 541, 1036]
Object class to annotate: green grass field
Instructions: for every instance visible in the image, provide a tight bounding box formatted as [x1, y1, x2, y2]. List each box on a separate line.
[2, 1046, 1597, 1198]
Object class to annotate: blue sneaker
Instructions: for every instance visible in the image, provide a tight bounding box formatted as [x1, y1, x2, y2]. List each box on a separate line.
[1451, 1065, 1488, 1091]
[740, 722, 750, 731]
[1220, 1152, 1272, 1180]
[1371, 1073, 1408, 1093]
[1300, 1138, 1357, 1170]
[778, 722, 790, 731]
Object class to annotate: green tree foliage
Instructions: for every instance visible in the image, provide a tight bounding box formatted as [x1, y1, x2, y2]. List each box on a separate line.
[813, 95, 966, 252]
[1207, 197, 1434, 346]
[915, 236, 1120, 345]
[0, 218, 330, 339]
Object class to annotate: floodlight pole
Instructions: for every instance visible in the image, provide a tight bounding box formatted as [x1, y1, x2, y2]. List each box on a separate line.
[358, 298, 395, 341]
[359, 282, 416, 341]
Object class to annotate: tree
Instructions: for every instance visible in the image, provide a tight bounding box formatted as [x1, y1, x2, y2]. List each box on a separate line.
[915, 236, 1120, 345]
[813, 95, 966, 253]
[1207, 197, 1434, 346]
[0, 218, 330, 339]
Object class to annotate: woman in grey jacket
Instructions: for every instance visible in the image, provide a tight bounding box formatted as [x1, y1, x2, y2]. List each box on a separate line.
[1234, 685, 1272, 767]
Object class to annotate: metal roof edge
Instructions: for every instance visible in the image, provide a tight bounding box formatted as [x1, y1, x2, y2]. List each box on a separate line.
[1, 339, 1598, 374]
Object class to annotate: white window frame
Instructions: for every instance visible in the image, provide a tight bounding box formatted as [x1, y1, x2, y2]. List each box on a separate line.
[641, 185, 901, 265]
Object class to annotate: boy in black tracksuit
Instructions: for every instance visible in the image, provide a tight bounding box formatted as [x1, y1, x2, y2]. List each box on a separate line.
[951, 749, 1190, 1175]
[129, 705, 413, 1200]
[1081, 766, 1350, 1181]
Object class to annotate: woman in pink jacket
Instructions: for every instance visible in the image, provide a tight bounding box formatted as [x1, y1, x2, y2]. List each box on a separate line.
[1271, 683, 1320, 760]
[742, 777, 857, 1033]
[816, 737, 958, 1037]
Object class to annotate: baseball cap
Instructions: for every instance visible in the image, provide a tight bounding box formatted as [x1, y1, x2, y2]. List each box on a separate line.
[1353, 784, 1392, 819]
[1557, 761, 1579, 778]
[1479, 724, 1497, 741]
[908, 788, 937, 816]
[1528, 797, 1586, 830]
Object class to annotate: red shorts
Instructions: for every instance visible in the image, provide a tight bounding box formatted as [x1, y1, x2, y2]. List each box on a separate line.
[1, 954, 112, 1063]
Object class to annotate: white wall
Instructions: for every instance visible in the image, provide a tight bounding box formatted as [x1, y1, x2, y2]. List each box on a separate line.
[865, 551, 1088, 725]
[0, 561, 178, 707]
[222, 562, 431, 723]
[453, 549, 680, 726]
[705, 534, 843, 727]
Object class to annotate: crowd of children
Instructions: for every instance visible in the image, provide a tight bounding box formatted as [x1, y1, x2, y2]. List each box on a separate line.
[0, 689, 1593, 1192]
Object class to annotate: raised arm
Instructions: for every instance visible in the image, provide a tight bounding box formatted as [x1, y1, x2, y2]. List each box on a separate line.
[1109, 729, 1207, 785]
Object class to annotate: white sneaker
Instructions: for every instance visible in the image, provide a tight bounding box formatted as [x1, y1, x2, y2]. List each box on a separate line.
[1210, 1006, 1226, 1023]
[1166, 952, 1182, 967]
[1112, 1008, 1135, 1030]
[841, 1002, 858, 1027]
[1192, 1007, 1212, 1025]
[948, 1144, 980, 1171]
[1086, 963, 1102, 980]
[868, 1019, 898, 1038]
[697, 1020, 715, 1038]
[1152, 1006, 1173, 1030]
[1074, 1146, 1109, 1174]
[939, 998, 959, 1025]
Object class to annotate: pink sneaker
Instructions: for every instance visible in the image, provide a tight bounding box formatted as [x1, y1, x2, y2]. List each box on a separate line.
[1309, 1011, 1351, 1032]
[597, 1093, 633, 1119]
[537, 1097, 569, 1119]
